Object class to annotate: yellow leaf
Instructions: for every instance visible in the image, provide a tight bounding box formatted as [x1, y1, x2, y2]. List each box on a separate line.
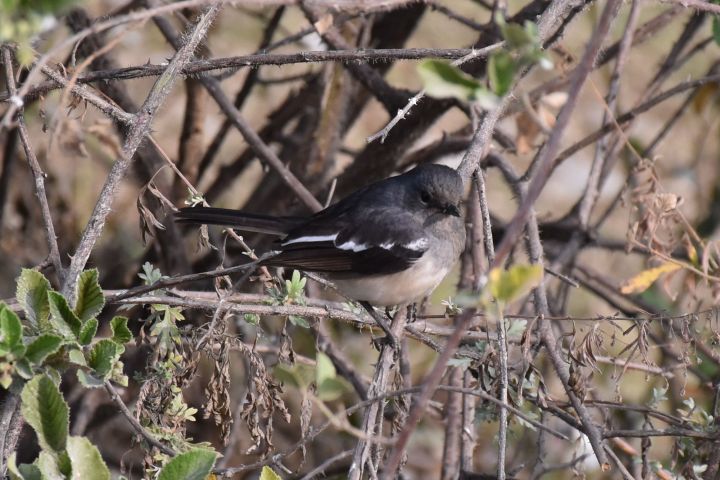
[620, 262, 681, 295]
[486, 264, 543, 304]
[260, 466, 283, 480]
[686, 239, 699, 267]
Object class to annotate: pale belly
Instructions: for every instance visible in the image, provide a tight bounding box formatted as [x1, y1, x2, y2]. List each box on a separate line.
[331, 256, 449, 306]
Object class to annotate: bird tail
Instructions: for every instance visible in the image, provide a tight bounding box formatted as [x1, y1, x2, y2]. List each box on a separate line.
[175, 207, 302, 236]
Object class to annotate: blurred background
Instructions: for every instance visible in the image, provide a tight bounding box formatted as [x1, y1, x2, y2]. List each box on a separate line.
[2, 0, 720, 478]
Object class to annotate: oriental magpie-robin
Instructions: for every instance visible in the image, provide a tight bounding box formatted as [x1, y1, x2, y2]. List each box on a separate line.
[175, 164, 466, 306]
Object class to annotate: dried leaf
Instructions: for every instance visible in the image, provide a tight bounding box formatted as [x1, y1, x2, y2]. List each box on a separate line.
[58, 119, 88, 157]
[693, 82, 719, 113]
[136, 196, 166, 244]
[237, 343, 290, 454]
[87, 120, 121, 158]
[620, 262, 681, 294]
[314, 13, 333, 34]
[203, 341, 233, 445]
[299, 386, 314, 466]
[515, 111, 541, 154]
[278, 322, 295, 365]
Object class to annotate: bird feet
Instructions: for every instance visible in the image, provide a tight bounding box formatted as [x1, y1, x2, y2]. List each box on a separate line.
[361, 302, 398, 348]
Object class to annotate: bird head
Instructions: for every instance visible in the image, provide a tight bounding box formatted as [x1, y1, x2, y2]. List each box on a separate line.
[406, 164, 463, 218]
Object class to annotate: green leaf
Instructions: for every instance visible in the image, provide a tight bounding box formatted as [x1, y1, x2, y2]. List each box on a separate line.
[68, 349, 86, 366]
[418, 60, 480, 100]
[506, 319, 528, 338]
[47, 291, 82, 339]
[418, 60, 497, 107]
[148, 304, 184, 356]
[315, 352, 336, 385]
[76, 370, 104, 388]
[316, 377, 349, 402]
[46, 367, 62, 385]
[285, 270, 307, 302]
[500, 21, 534, 48]
[25, 334, 62, 364]
[713, 17, 720, 46]
[20, 375, 69, 454]
[37, 450, 64, 480]
[7, 453, 42, 480]
[0, 303, 23, 348]
[488, 51, 516, 96]
[74, 269, 104, 323]
[486, 264, 543, 304]
[259, 466, 283, 480]
[0, 366, 13, 389]
[0, 310, 23, 364]
[138, 262, 164, 286]
[157, 449, 217, 480]
[110, 360, 128, 387]
[86, 339, 122, 378]
[314, 353, 349, 401]
[78, 318, 98, 346]
[110, 316, 132, 345]
[15, 358, 33, 379]
[273, 363, 314, 390]
[16, 269, 51, 333]
[66, 436, 110, 480]
[288, 315, 310, 328]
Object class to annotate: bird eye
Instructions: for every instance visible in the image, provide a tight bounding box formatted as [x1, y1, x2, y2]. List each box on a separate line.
[420, 190, 431, 204]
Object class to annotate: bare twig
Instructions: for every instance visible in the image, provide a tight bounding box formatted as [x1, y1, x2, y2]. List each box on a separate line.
[2, 47, 64, 281]
[61, 4, 222, 299]
[104, 382, 176, 456]
[577, 0, 640, 228]
[491, 0, 622, 269]
[0, 385, 22, 476]
[1, 48, 481, 104]
[216, 382, 567, 476]
[0, 128, 18, 227]
[198, 6, 286, 174]
[662, 0, 720, 14]
[366, 43, 503, 144]
[0, 0, 230, 127]
[382, 0, 615, 473]
[151, 10, 323, 212]
[298, 450, 353, 480]
[553, 70, 720, 170]
[603, 444, 637, 480]
[349, 307, 408, 479]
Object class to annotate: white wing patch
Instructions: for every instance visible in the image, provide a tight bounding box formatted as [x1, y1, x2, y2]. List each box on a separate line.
[404, 237, 429, 251]
[336, 239, 370, 252]
[282, 233, 426, 253]
[282, 233, 338, 246]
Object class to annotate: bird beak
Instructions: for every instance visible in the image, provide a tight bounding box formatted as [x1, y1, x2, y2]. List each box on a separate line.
[443, 204, 461, 217]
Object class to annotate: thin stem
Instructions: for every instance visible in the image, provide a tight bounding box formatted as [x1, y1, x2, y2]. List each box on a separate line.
[2, 47, 65, 281]
[4, 48, 480, 104]
[104, 382, 176, 456]
[61, 4, 222, 299]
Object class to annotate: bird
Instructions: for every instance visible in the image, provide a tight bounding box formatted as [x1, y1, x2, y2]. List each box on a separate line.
[175, 163, 466, 307]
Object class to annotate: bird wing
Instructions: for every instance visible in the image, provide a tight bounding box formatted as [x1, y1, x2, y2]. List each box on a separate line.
[265, 208, 429, 275]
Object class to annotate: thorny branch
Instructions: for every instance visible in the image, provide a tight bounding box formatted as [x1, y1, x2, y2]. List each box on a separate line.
[60, 4, 222, 299]
[3, 0, 720, 478]
[1, 47, 64, 282]
[0, 48, 481, 103]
